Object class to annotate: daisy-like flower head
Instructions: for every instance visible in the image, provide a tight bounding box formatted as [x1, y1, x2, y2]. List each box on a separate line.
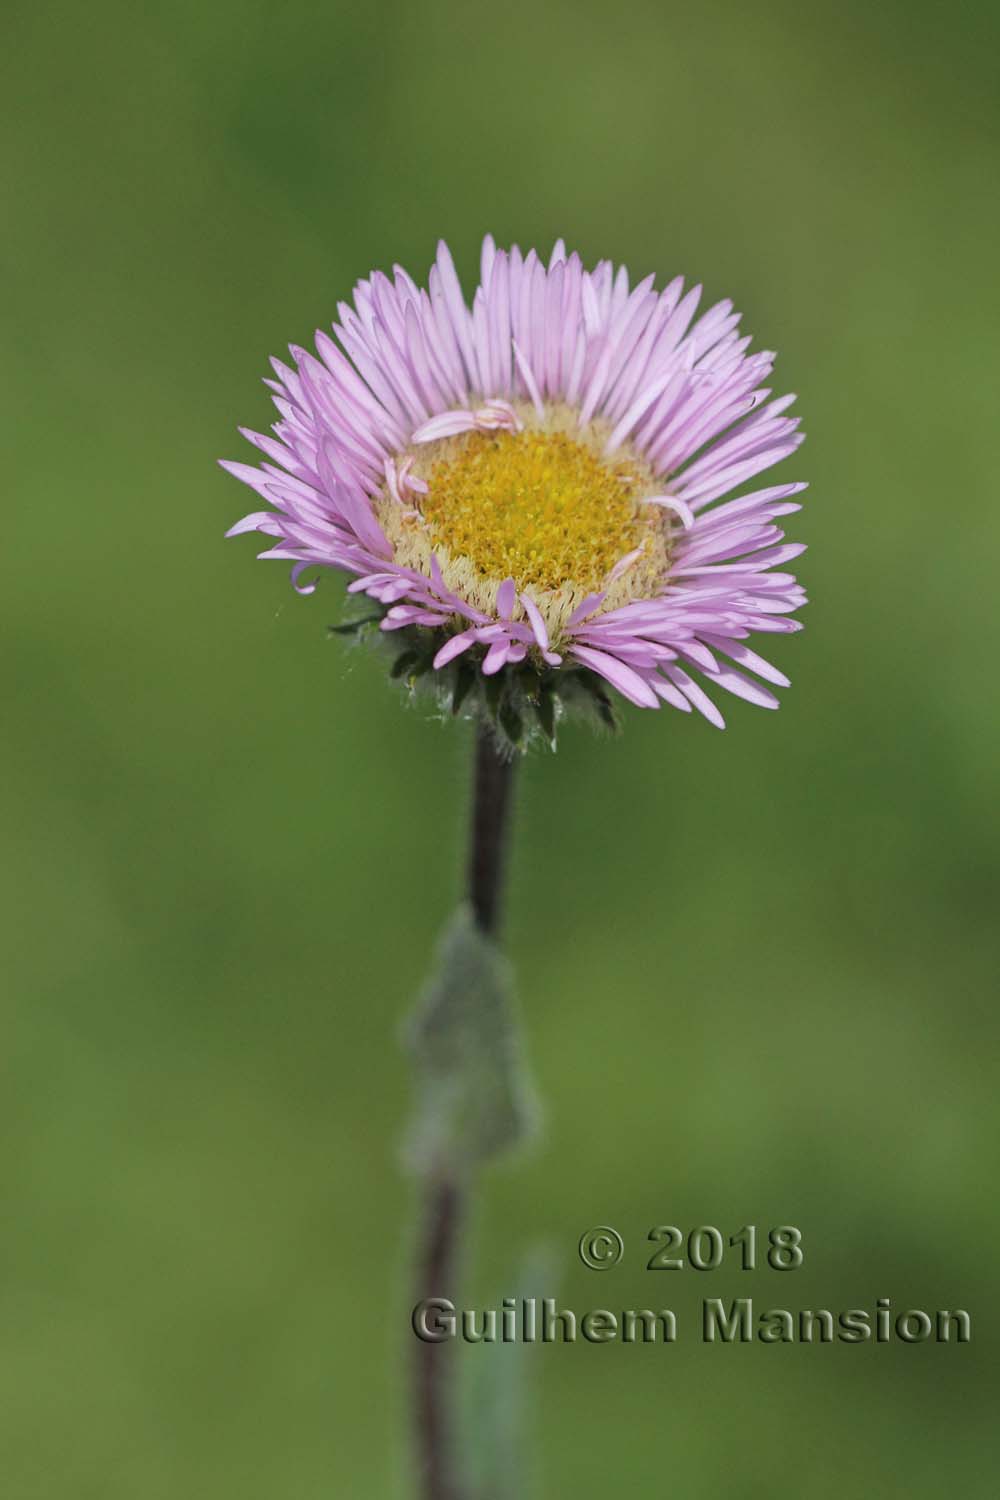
[224, 237, 807, 747]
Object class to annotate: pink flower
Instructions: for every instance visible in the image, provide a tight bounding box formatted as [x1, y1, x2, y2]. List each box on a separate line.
[223, 237, 807, 731]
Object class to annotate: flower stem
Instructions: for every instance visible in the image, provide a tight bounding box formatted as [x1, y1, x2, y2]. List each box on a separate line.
[412, 724, 518, 1500]
[413, 1175, 467, 1500]
[468, 724, 517, 941]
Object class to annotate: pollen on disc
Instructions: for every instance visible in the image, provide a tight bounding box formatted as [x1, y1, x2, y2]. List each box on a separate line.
[420, 429, 650, 594]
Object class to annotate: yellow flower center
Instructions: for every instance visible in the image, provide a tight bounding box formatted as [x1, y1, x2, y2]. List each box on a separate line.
[374, 413, 673, 644]
[421, 428, 653, 594]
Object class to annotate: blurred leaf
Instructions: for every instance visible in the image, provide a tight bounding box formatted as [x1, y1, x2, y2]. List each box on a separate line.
[327, 614, 383, 637]
[498, 700, 524, 751]
[390, 649, 420, 679]
[533, 686, 557, 749]
[402, 906, 539, 1177]
[451, 661, 477, 716]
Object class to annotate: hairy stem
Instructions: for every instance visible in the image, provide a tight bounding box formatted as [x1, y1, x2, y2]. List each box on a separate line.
[412, 724, 517, 1500]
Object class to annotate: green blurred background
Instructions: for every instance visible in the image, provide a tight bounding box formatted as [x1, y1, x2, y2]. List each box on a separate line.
[4, 0, 999, 1493]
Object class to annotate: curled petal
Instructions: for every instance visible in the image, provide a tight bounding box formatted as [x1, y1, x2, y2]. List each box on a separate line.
[384, 455, 428, 508]
[411, 410, 479, 443]
[290, 563, 318, 595]
[606, 546, 646, 585]
[644, 495, 695, 529]
[225, 511, 283, 538]
[412, 399, 521, 446]
[473, 399, 522, 432]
